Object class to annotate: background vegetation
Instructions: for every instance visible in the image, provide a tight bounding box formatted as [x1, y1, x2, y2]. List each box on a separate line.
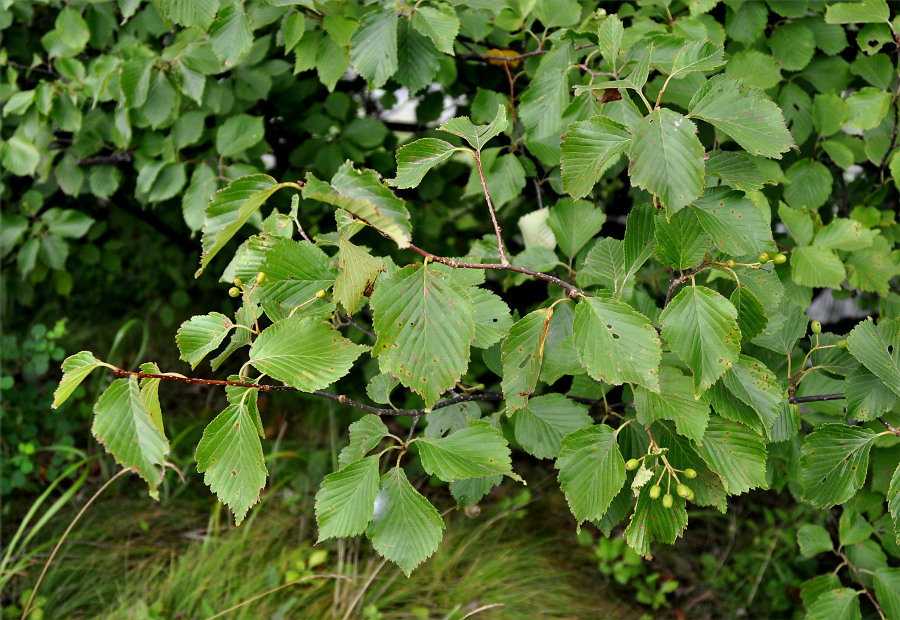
[4, 0, 900, 618]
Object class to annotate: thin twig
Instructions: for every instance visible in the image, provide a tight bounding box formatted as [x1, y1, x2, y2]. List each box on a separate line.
[474, 152, 510, 265]
[836, 548, 886, 620]
[406, 243, 585, 297]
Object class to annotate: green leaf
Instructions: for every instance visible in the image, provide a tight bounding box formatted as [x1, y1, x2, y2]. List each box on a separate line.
[138, 362, 167, 436]
[779, 203, 815, 246]
[425, 402, 479, 438]
[216, 114, 265, 158]
[724, 49, 782, 90]
[556, 425, 627, 527]
[257, 238, 335, 309]
[390, 138, 461, 189]
[825, 0, 890, 24]
[501, 308, 552, 411]
[846, 368, 898, 421]
[547, 198, 606, 259]
[334, 236, 385, 315]
[367, 467, 444, 576]
[1, 136, 41, 177]
[659, 286, 741, 396]
[417, 420, 516, 481]
[439, 104, 508, 151]
[806, 588, 861, 620]
[249, 316, 366, 391]
[315, 455, 380, 541]
[671, 39, 725, 75]
[726, 1, 768, 43]
[791, 246, 846, 289]
[471, 288, 513, 349]
[635, 367, 710, 443]
[625, 480, 688, 559]
[573, 297, 662, 392]
[874, 568, 900, 620]
[92, 378, 169, 497]
[316, 33, 351, 91]
[578, 238, 625, 291]
[722, 355, 783, 438]
[350, 10, 398, 88]
[519, 45, 573, 141]
[176, 312, 233, 370]
[198, 174, 295, 276]
[370, 264, 475, 407]
[705, 151, 769, 193]
[696, 417, 767, 494]
[210, 3, 253, 67]
[654, 208, 710, 270]
[513, 394, 592, 459]
[846, 87, 892, 131]
[797, 524, 834, 557]
[768, 21, 816, 71]
[338, 414, 389, 469]
[784, 159, 833, 209]
[801, 424, 880, 508]
[395, 20, 441, 95]
[597, 14, 624, 70]
[814, 218, 877, 251]
[196, 396, 268, 524]
[752, 300, 807, 354]
[813, 92, 849, 136]
[53, 351, 110, 409]
[688, 75, 794, 159]
[730, 286, 767, 343]
[366, 374, 399, 406]
[303, 162, 412, 249]
[158, 0, 218, 30]
[889, 462, 900, 544]
[840, 508, 873, 546]
[628, 108, 705, 213]
[560, 115, 632, 199]
[450, 475, 501, 507]
[689, 188, 774, 256]
[410, 2, 459, 55]
[283, 12, 305, 53]
[847, 318, 900, 398]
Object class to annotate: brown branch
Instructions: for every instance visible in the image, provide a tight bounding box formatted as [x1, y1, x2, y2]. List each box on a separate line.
[790, 393, 845, 404]
[406, 242, 585, 297]
[836, 548, 886, 620]
[665, 262, 710, 306]
[76, 151, 133, 166]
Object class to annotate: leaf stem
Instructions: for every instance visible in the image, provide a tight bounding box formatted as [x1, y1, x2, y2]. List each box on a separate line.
[474, 151, 510, 265]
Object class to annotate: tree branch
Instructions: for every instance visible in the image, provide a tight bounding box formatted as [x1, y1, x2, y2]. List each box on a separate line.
[406, 242, 585, 298]
[474, 151, 510, 265]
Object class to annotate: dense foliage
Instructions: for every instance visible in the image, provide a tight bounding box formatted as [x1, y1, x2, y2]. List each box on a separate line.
[7, 0, 900, 615]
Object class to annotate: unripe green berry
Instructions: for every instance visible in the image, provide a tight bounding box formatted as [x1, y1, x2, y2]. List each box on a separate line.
[233, 277, 243, 287]
[677, 483, 691, 498]
[684, 468, 697, 479]
[686, 488, 695, 501]
[759, 253, 769, 264]
[662, 493, 674, 508]
[773, 253, 787, 265]
[837, 339, 849, 349]
[256, 271, 266, 284]
[228, 287, 241, 297]
[725, 260, 735, 268]
[316, 289, 327, 298]
[649, 484, 661, 499]
[625, 458, 640, 471]
[811, 320, 821, 334]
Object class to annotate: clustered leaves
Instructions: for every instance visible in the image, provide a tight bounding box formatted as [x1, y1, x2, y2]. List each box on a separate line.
[14, 0, 900, 614]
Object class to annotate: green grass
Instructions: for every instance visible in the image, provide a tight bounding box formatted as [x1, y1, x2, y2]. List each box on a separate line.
[8, 492, 633, 619]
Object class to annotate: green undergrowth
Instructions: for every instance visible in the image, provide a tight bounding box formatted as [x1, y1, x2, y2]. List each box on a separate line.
[9, 492, 632, 619]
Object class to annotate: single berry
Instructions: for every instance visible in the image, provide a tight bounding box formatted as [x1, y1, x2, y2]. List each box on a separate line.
[233, 277, 243, 287]
[649, 484, 661, 499]
[773, 253, 787, 264]
[686, 488, 695, 501]
[256, 271, 266, 284]
[759, 253, 769, 264]
[625, 458, 640, 471]
[228, 287, 241, 297]
[662, 493, 674, 508]
[811, 320, 821, 334]
[316, 289, 327, 298]
[677, 483, 691, 498]
[837, 339, 849, 349]
[725, 260, 735, 268]
[684, 468, 697, 479]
